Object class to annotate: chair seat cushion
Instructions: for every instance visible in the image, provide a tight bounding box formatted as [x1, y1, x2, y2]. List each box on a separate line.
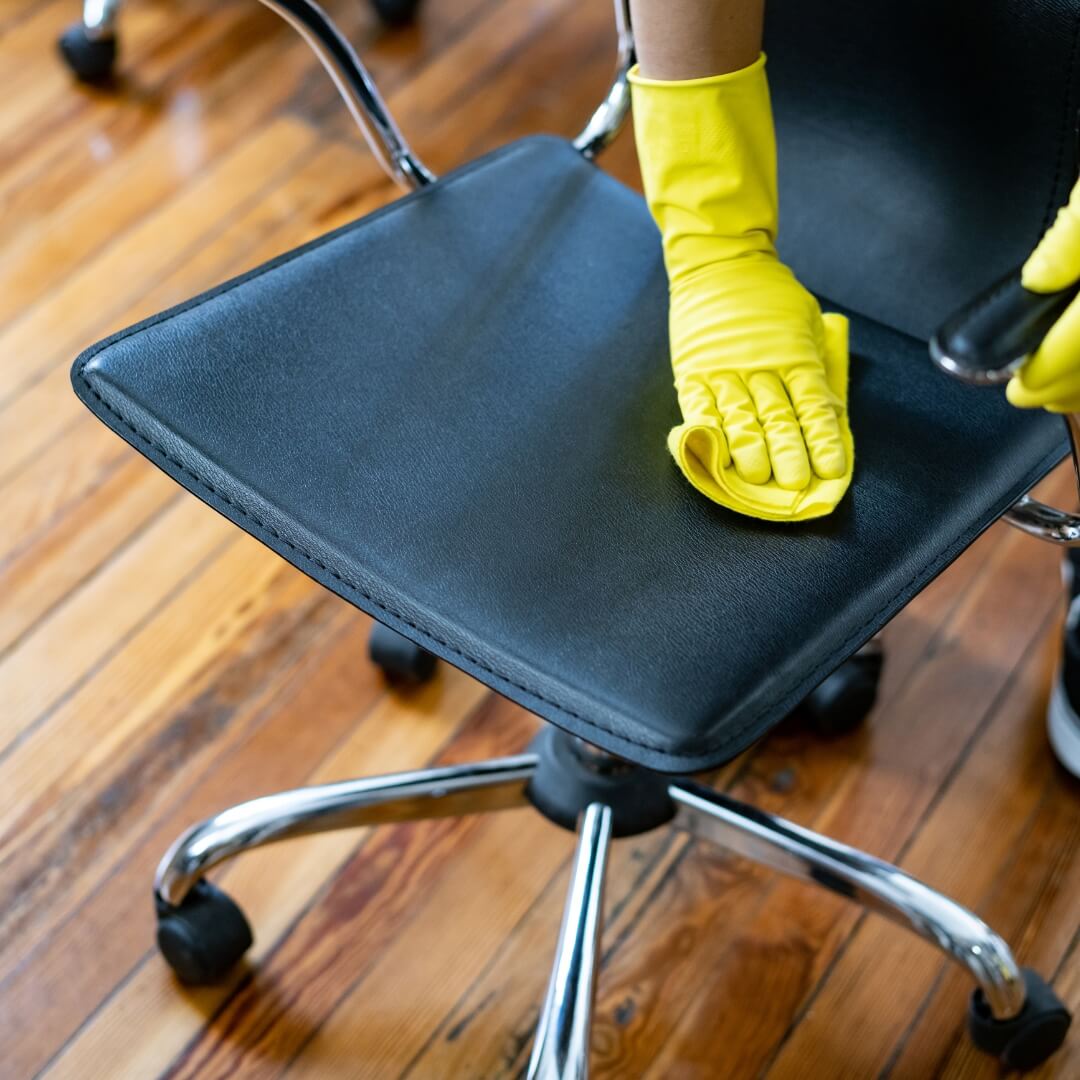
[72, 136, 1066, 773]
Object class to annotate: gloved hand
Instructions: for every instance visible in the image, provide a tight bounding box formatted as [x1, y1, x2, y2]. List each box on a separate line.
[629, 54, 853, 522]
[1008, 179, 1080, 413]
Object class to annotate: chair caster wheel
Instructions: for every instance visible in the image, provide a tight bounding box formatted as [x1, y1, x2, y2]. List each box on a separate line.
[968, 968, 1071, 1072]
[58, 24, 117, 83]
[155, 879, 253, 985]
[369, 623, 436, 684]
[803, 642, 883, 736]
[371, 0, 421, 27]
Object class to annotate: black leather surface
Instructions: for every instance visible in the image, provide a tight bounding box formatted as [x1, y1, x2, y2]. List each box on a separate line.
[767, 0, 1080, 341]
[73, 137, 1066, 771]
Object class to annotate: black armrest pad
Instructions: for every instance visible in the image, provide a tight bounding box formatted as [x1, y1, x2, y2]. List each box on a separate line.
[930, 269, 1080, 385]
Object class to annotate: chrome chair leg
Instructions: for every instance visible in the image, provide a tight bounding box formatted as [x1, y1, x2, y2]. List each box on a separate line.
[668, 780, 1027, 1021]
[527, 803, 613, 1080]
[154, 754, 537, 907]
[82, 0, 121, 38]
[59, 0, 121, 81]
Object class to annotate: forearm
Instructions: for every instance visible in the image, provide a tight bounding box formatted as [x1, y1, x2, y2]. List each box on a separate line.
[629, 0, 764, 80]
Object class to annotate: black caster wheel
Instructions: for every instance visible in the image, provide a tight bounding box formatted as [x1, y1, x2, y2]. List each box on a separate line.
[155, 878, 253, 985]
[58, 24, 117, 83]
[371, 0, 422, 27]
[968, 967, 1071, 1072]
[369, 623, 437, 684]
[803, 641, 884, 736]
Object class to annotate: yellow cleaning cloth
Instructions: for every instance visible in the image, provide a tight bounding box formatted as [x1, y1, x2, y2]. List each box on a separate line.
[630, 54, 854, 521]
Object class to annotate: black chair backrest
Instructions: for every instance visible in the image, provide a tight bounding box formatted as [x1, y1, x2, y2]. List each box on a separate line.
[766, 0, 1080, 340]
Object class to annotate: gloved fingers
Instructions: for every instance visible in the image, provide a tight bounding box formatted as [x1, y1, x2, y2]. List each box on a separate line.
[712, 372, 771, 484]
[745, 371, 811, 490]
[785, 362, 846, 480]
[1007, 294, 1080, 408]
[820, 313, 850, 395]
[1043, 394, 1080, 413]
[1007, 369, 1080, 411]
[675, 378, 732, 468]
[1023, 181, 1080, 292]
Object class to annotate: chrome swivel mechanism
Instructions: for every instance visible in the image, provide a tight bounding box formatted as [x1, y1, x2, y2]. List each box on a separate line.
[153, 727, 1070, 1075]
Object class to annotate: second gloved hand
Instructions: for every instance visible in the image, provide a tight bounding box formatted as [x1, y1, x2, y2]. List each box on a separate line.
[1008, 179, 1080, 413]
[630, 54, 853, 521]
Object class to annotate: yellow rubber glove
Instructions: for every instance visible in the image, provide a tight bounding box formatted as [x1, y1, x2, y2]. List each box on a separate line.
[630, 54, 853, 522]
[1008, 179, 1080, 413]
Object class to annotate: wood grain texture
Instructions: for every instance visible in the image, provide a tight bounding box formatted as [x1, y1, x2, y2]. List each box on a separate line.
[1, 1, 1077, 1077]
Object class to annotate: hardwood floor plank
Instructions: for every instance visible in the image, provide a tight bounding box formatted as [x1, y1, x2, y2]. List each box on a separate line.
[0, 0, 169, 151]
[0, 497, 235, 755]
[1, 2, 282, 245]
[0, 38, 279, 332]
[893, 775, 1080, 1078]
[761, 616, 1075, 1078]
[38, 668, 496, 1080]
[0, 598, 362, 1075]
[0, 567, 335, 969]
[399, 770, 749, 1079]
[0, 140, 375, 486]
[0, 115, 318, 405]
[0, 603, 375, 1079]
[0, 527, 289, 832]
[0, 0, 55, 34]
[399, 829, 691, 1080]
[0, 416, 132, 565]
[0, 457, 176, 657]
[598, 518, 1067, 1078]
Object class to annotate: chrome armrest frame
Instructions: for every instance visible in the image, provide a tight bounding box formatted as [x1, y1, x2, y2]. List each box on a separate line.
[253, 0, 634, 190]
[1000, 412, 1080, 546]
[260, 0, 434, 188]
[572, 0, 635, 160]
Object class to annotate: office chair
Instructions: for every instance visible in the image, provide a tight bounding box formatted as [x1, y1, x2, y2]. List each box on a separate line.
[65, 0, 1076, 1073]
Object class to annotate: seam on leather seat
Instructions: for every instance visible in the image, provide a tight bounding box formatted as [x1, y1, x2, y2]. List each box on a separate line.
[76, 367, 1064, 766]
[72, 135, 679, 756]
[74, 379, 653, 744]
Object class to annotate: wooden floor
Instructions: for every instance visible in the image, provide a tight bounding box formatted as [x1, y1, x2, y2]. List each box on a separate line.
[1, 0, 1078, 1076]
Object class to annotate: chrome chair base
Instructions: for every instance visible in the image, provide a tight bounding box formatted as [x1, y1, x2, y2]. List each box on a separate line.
[153, 728, 1069, 1076]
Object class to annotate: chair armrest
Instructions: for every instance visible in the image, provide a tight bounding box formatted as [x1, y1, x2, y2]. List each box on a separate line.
[572, 0, 635, 160]
[259, 0, 634, 190]
[263, 0, 434, 188]
[929, 266, 1080, 385]
[930, 270, 1080, 545]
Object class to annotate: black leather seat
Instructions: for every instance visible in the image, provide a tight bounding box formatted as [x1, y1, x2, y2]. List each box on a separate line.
[74, 0, 1080, 772]
[73, 130, 1065, 772]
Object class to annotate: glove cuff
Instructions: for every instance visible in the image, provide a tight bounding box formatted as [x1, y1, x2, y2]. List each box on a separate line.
[627, 52, 766, 90]
[630, 52, 778, 279]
